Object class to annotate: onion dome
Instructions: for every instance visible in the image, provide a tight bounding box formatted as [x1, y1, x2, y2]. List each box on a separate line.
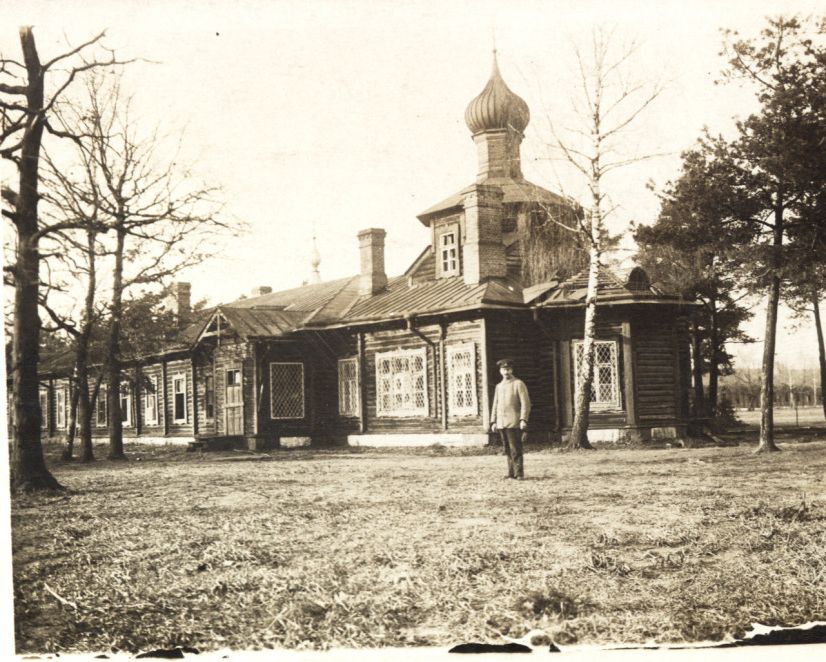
[464, 52, 530, 136]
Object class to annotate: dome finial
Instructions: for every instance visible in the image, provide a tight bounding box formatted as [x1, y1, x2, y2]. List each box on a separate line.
[465, 49, 530, 136]
[310, 227, 321, 284]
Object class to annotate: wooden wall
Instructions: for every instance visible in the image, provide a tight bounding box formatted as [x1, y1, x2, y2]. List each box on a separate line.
[360, 318, 487, 434]
[485, 311, 557, 437]
[549, 306, 691, 431]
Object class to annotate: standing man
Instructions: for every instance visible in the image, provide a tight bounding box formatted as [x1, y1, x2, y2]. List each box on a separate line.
[490, 358, 531, 480]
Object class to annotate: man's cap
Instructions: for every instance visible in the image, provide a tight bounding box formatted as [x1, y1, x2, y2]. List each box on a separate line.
[496, 358, 513, 368]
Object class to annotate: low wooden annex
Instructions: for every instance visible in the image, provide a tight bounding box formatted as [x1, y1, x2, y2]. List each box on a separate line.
[30, 54, 693, 449]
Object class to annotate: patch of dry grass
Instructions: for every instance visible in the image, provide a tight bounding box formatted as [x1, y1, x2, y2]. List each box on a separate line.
[11, 440, 826, 653]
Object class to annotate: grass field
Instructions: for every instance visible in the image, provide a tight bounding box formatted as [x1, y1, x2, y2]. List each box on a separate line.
[11, 438, 826, 654]
[735, 406, 826, 428]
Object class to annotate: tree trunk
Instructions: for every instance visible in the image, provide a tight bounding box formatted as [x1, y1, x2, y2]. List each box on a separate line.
[813, 290, 826, 421]
[568, 240, 599, 450]
[83, 373, 105, 462]
[756, 206, 783, 453]
[708, 300, 719, 417]
[10, 27, 62, 491]
[77, 362, 94, 463]
[76, 227, 98, 462]
[690, 317, 706, 418]
[62, 377, 80, 460]
[107, 226, 127, 460]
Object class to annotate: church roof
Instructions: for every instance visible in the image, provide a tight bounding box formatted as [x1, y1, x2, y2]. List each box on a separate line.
[210, 307, 307, 339]
[225, 276, 354, 312]
[335, 275, 524, 324]
[416, 177, 572, 224]
[537, 266, 688, 307]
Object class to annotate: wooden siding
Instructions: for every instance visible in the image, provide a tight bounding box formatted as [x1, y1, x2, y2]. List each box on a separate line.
[633, 313, 683, 423]
[361, 319, 486, 434]
[209, 340, 252, 437]
[194, 347, 217, 437]
[554, 310, 628, 428]
[548, 306, 691, 431]
[257, 340, 315, 439]
[138, 364, 165, 435]
[164, 358, 195, 436]
[484, 312, 556, 437]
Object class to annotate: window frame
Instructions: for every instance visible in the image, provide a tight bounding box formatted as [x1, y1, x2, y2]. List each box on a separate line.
[39, 389, 49, 430]
[96, 385, 108, 427]
[172, 373, 188, 423]
[337, 357, 360, 417]
[143, 375, 159, 426]
[120, 387, 133, 428]
[446, 342, 478, 417]
[572, 339, 622, 411]
[375, 347, 429, 418]
[439, 231, 459, 276]
[56, 386, 67, 429]
[269, 362, 305, 420]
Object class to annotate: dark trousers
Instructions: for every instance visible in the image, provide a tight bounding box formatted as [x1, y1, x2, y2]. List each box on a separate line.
[499, 428, 524, 478]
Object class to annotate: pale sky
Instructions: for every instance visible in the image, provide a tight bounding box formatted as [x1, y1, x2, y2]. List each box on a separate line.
[4, 0, 826, 368]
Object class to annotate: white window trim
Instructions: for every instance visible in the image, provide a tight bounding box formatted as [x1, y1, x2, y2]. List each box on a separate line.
[96, 385, 108, 427]
[39, 390, 49, 429]
[269, 362, 305, 420]
[375, 347, 429, 417]
[438, 229, 459, 277]
[172, 373, 188, 423]
[120, 389, 133, 428]
[144, 375, 159, 426]
[572, 339, 621, 411]
[56, 387, 67, 429]
[447, 342, 478, 416]
[337, 357, 360, 417]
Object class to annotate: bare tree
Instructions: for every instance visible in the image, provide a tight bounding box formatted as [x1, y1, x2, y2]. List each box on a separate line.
[540, 28, 662, 449]
[38, 142, 110, 463]
[63, 72, 227, 460]
[1, 27, 128, 490]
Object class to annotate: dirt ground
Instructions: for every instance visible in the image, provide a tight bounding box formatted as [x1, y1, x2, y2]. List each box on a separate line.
[10, 438, 826, 653]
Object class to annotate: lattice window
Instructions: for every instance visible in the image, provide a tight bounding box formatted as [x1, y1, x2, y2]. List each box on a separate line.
[573, 339, 621, 410]
[376, 348, 428, 417]
[144, 375, 159, 425]
[439, 231, 458, 276]
[39, 390, 49, 430]
[56, 387, 67, 429]
[447, 343, 477, 416]
[270, 362, 304, 419]
[338, 358, 359, 417]
[173, 374, 187, 423]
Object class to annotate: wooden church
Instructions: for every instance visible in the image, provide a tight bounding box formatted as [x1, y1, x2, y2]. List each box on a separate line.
[36, 56, 692, 449]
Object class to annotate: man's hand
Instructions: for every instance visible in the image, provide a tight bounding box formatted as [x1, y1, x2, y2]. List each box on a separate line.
[491, 422, 497, 433]
[519, 419, 528, 431]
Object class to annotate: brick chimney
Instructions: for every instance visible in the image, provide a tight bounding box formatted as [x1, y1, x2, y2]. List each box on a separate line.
[170, 281, 191, 326]
[251, 286, 272, 297]
[462, 185, 506, 285]
[357, 228, 387, 295]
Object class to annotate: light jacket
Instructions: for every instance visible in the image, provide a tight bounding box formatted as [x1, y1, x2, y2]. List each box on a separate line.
[491, 378, 531, 429]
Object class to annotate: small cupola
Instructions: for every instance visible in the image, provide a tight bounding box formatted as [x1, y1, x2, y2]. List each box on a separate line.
[464, 51, 530, 182]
